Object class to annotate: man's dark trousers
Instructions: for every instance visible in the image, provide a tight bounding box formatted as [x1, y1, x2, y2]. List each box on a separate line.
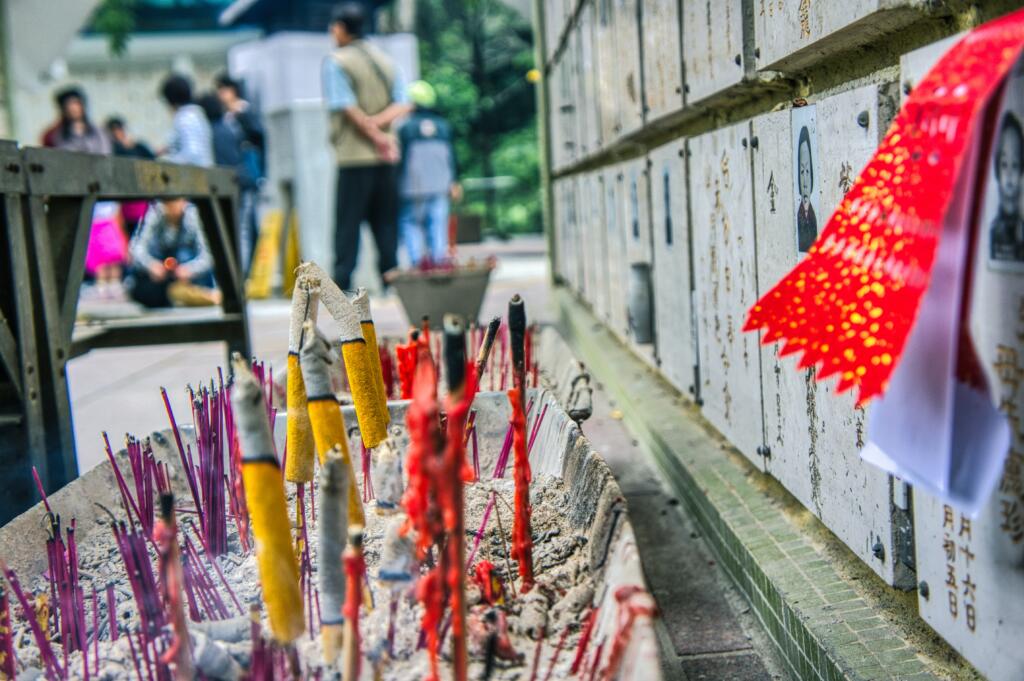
[334, 163, 399, 290]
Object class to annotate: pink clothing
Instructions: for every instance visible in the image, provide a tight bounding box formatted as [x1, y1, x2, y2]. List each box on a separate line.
[85, 206, 128, 275]
[121, 201, 150, 230]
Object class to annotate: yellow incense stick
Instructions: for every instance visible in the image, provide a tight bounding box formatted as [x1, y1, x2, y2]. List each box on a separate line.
[285, 278, 318, 483]
[352, 288, 390, 428]
[296, 263, 387, 448]
[231, 353, 305, 644]
[300, 321, 365, 525]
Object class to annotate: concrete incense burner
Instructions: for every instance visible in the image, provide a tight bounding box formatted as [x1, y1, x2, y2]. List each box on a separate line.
[0, 336, 658, 681]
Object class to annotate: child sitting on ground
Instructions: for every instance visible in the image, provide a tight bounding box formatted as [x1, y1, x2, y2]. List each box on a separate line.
[128, 198, 221, 308]
[84, 201, 128, 300]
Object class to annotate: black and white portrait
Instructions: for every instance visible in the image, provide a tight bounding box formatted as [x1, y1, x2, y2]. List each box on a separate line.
[792, 106, 821, 254]
[985, 73, 1024, 269]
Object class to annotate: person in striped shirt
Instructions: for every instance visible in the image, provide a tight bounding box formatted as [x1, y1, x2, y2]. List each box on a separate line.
[158, 74, 213, 168]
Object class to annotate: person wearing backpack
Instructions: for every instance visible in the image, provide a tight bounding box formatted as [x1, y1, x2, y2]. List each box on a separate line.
[322, 2, 412, 290]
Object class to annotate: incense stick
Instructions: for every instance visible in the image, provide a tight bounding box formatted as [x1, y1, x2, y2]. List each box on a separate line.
[297, 262, 388, 449]
[232, 353, 305, 645]
[352, 287, 391, 431]
[317, 445, 350, 665]
[475, 316, 502, 379]
[286, 277, 319, 484]
[154, 494, 194, 681]
[300, 321, 365, 525]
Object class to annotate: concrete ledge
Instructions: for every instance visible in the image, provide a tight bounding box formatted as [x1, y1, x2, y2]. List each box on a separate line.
[554, 289, 977, 681]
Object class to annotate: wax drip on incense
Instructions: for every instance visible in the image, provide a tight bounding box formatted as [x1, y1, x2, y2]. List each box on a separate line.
[441, 314, 477, 681]
[342, 525, 367, 681]
[297, 262, 389, 449]
[401, 332, 445, 680]
[231, 352, 305, 644]
[508, 294, 535, 592]
[286, 274, 319, 484]
[396, 328, 421, 399]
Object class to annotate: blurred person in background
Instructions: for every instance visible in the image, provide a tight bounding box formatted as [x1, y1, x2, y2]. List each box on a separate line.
[323, 2, 412, 290]
[128, 198, 220, 308]
[82, 201, 128, 300]
[158, 74, 213, 167]
[197, 92, 243, 170]
[214, 73, 264, 172]
[106, 116, 156, 233]
[397, 80, 461, 266]
[198, 91, 257, 272]
[41, 86, 126, 301]
[106, 116, 156, 160]
[214, 74, 265, 275]
[41, 86, 110, 154]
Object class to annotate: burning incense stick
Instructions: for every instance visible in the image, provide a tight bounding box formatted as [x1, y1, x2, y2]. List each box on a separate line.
[400, 336, 448, 680]
[154, 494, 194, 681]
[286, 276, 319, 484]
[297, 262, 388, 449]
[442, 315, 477, 681]
[342, 526, 366, 681]
[507, 387, 534, 593]
[507, 294, 535, 593]
[351, 288, 391, 429]
[300, 321, 365, 525]
[475, 316, 502, 379]
[509, 295, 527, 403]
[231, 353, 305, 645]
[318, 446, 350, 665]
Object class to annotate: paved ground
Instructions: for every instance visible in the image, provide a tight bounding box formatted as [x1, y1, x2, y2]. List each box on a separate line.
[584, 381, 786, 681]
[67, 235, 782, 679]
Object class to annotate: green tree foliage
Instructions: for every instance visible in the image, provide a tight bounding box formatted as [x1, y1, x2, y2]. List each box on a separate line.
[415, 0, 540, 234]
[92, 0, 137, 56]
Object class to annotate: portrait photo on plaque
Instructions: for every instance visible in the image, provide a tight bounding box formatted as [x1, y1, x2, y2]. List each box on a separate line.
[792, 105, 821, 254]
[985, 58, 1024, 271]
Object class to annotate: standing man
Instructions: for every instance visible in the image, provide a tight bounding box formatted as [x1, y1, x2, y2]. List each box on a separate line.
[323, 2, 412, 290]
[397, 80, 461, 266]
